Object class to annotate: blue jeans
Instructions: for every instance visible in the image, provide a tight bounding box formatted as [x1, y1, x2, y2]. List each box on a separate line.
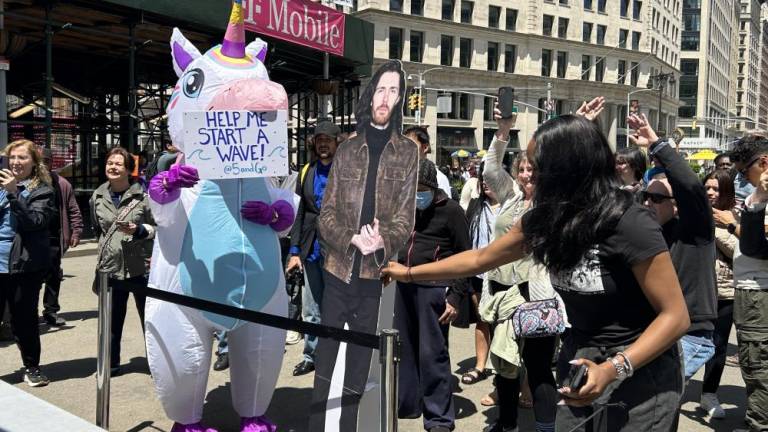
[301, 258, 325, 364]
[681, 332, 715, 380]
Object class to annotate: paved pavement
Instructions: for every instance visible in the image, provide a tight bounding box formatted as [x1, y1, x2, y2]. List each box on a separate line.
[0, 241, 749, 431]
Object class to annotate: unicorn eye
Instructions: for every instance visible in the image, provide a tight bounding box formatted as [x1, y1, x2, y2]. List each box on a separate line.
[183, 68, 205, 98]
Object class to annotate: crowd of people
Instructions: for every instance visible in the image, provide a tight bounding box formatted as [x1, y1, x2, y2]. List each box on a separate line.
[1, 92, 767, 431]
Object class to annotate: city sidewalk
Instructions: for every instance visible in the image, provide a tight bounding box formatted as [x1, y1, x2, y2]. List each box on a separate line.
[0, 241, 748, 431]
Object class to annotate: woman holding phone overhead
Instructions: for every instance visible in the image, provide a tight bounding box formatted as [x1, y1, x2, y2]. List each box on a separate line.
[383, 113, 691, 431]
[0, 140, 56, 387]
[90, 146, 156, 376]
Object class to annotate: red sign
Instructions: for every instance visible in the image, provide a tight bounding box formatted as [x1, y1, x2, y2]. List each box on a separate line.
[242, 0, 346, 57]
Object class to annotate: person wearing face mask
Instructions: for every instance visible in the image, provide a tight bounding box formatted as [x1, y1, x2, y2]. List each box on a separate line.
[0, 139, 56, 387]
[394, 159, 470, 432]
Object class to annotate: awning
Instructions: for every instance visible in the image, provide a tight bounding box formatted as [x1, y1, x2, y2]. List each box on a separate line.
[3, 0, 373, 93]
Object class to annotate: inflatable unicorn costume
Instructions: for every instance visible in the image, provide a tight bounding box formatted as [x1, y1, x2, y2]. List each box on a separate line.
[144, 2, 295, 431]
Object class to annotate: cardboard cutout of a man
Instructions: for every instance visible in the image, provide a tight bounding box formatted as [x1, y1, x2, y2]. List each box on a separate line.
[309, 60, 419, 431]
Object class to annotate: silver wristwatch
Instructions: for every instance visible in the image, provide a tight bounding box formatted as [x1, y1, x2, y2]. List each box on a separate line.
[608, 353, 634, 381]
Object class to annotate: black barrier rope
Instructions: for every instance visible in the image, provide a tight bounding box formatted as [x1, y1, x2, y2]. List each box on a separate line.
[565, 402, 626, 432]
[107, 283, 381, 350]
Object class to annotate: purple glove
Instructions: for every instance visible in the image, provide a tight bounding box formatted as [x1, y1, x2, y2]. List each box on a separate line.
[166, 164, 199, 189]
[241, 201, 273, 225]
[269, 200, 295, 232]
[148, 164, 199, 204]
[241, 200, 295, 231]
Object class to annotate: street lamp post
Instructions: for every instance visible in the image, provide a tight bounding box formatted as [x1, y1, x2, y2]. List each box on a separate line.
[408, 67, 442, 126]
[647, 71, 676, 132]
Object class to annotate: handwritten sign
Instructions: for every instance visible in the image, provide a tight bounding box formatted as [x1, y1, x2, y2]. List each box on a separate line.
[183, 110, 288, 179]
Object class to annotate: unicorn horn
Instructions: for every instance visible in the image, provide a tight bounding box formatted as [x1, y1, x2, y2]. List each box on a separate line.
[221, 0, 246, 59]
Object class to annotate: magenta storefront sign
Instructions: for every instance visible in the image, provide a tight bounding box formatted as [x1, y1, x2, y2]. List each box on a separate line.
[242, 0, 346, 57]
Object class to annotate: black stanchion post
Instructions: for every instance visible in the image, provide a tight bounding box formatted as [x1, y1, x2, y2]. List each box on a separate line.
[379, 329, 400, 432]
[95, 270, 111, 428]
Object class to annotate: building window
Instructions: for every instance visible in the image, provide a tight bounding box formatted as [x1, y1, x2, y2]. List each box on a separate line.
[558, 17, 569, 38]
[684, 13, 700, 31]
[390, 0, 402, 12]
[633, 0, 642, 19]
[543, 15, 554, 36]
[504, 44, 517, 73]
[484, 96, 495, 121]
[389, 27, 404, 59]
[442, 0, 455, 20]
[487, 42, 499, 71]
[631, 31, 641, 50]
[460, 38, 473, 67]
[583, 22, 593, 43]
[584, 0, 593, 10]
[542, 49, 553, 77]
[410, 31, 424, 62]
[489, 6, 501, 28]
[619, 29, 629, 48]
[618, 60, 627, 84]
[598, 0, 607, 12]
[596, 24, 606, 44]
[620, 0, 630, 17]
[630, 61, 639, 86]
[681, 33, 699, 50]
[559, 0, 568, 5]
[506, 9, 518, 31]
[458, 93, 471, 119]
[411, 0, 424, 15]
[595, 57, 605, 81]
[556, 51, 568, 78]
[460, 1, 474, 24]
[441, 35, 454, 66]
[581, 55, 592, 80]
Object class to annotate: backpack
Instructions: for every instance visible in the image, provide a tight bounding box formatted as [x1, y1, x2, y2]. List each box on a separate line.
[144, 151, 168, 184]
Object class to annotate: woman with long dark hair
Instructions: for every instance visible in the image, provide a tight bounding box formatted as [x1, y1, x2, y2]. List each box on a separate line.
[383, 115, 690, 431]
[697, 169, 738, 419]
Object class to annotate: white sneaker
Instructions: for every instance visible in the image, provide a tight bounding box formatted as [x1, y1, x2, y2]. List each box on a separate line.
[699, 392, 725, 419]
[285, 331, 302, 345]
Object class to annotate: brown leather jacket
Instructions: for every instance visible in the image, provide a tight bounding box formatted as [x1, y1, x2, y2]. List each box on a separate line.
[318, 129, 419, 282]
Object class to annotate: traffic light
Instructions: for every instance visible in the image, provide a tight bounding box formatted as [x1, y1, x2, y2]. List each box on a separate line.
[418, 95, 426, 110]
[691, 119, 697, 130]
[408, 94, 418, 111]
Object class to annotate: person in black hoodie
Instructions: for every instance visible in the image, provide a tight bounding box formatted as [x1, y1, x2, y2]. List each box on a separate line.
[395, 159, 470, 432]
[628, 114, 717, 383]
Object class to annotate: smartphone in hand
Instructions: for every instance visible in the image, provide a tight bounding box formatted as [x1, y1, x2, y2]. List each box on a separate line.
[498, 86, 516, 119]
[563, 363, 588, 392]
[0, 156, 9, 171]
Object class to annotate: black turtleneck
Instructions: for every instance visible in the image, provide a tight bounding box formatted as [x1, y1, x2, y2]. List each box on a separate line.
[359, 123, 391, 227]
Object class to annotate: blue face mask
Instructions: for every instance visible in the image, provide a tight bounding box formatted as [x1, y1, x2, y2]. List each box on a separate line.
[416, 190, 434, 210]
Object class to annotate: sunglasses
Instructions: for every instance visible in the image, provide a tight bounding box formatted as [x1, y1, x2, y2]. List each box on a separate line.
[738, 155, 762, 176]
[642, 191, 674, 204]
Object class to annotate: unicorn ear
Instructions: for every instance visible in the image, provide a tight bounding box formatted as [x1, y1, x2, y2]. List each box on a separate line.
[170, 28, 202, 77]
[245, 38, 268, 63]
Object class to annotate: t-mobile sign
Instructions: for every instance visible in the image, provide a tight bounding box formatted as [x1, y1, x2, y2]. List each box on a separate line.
[242, 0, 346, 57]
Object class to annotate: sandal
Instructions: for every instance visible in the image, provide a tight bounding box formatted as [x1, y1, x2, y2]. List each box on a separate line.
[461, 368, 488, 385]
[480, 390, 497, 407]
